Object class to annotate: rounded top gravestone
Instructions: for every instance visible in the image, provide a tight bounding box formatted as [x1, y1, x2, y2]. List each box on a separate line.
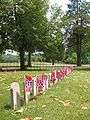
[11, 82, 20, 94]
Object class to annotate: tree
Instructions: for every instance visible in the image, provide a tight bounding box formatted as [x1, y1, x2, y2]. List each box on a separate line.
[0, 0, 49, 70]
[13, 0, 49, 69]
[0, 0, 26, 70]
[0, 0, 13, 53]
[23, 0, 49, 67]
[63, 0, 89, 66]
[42, 4, 64, 65]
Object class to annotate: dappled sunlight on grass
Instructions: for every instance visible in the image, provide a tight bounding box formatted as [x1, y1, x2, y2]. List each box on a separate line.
[0, 69, 90, 120]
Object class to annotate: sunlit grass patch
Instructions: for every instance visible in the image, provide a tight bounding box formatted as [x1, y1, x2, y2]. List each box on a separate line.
[0, 69, 90, 120]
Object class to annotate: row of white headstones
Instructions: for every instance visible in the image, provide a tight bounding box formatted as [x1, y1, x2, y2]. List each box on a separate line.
[10, 66, 73, 110]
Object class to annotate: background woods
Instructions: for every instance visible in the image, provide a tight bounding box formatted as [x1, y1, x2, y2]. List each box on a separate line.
[0, 0, 90, 70]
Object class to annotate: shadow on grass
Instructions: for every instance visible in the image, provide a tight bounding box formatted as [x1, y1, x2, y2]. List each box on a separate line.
[24, 68, 50, 72]
[0, 66, 52, 72]
[74, 66, 90, 71]
[4, 104, 11, 110]
[0, 65, 90, 72]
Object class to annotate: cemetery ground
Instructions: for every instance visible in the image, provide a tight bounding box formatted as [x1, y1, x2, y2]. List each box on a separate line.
[0, 68, 90, 120]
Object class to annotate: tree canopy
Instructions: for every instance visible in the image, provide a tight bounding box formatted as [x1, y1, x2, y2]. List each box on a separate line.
[63, 0, 90, 66]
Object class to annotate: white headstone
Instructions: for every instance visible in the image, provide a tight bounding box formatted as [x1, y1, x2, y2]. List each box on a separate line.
[42, 78, 46, 92]
[32, 77, 37, 96]
[45, 77, 48, 90]
[24, 76, 32, 104]
[10, 82, 20, 110]
[54, 70, 58, 84]
[48, 73, 53, 86]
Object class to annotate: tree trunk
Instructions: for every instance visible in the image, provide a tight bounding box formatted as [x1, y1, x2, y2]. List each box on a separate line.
[20, 50, 25, 70]
[52, 59, 55, 65]
[76, 37, 82, 66]
[76, 17, 83, 67]
[28, 51, 32, 67]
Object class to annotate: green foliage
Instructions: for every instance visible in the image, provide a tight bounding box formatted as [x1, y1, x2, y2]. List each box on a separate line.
[64, 52, 77, 64]
[82, 52, 90, 64]
[63, 0, 90, 66]
[26, 53, 44, 62]
[0, 54, 19, 63]
[43, 4, 64, 64]
[0, 0, 49, 69]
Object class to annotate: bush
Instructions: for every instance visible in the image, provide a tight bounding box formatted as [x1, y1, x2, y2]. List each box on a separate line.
[0, 54, 19, 63]
[64, 52, 90, 64]
[65, 52, 77, 64]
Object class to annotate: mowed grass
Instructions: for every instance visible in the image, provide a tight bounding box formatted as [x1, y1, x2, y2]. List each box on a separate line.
[0, 69, 90, 120]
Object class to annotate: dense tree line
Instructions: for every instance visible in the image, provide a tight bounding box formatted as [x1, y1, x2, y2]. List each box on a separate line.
[63, 0, 90, 66]
[0, 0, 49, 69]
[0, 0, 90, 70]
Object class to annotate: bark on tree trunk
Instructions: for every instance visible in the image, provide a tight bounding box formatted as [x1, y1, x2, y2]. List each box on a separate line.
[28, 51, 32, 67]
[76, 37, 82, 66]
[20, 50, 25, 70]
[52, 59, 55, 65]
[76, 17, 83, 67]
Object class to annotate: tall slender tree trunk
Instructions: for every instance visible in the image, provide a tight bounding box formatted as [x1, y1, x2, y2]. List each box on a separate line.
[76, 16, 83, 67]
[76, 0, 81, 66]
[76, 36, 82, 66]
[28, 51, 32, 67]
[20, 50, 25, 70]
[52, 59, 55, 65]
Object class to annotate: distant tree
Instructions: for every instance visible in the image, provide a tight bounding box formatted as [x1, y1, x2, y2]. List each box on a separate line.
[43, 4, 64, 65]
[24, 0, 49, 67]
[0, 0, 49, 69]
[63, 0, 89, 66]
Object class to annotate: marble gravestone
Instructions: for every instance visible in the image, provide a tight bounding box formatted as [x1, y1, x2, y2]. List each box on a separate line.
[24, 75, 32, 104]
[32, 77, 37, 97]
[10, 82, 20, 110]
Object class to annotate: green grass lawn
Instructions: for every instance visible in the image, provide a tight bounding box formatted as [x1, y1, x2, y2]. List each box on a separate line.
[0, 69, 90, 120]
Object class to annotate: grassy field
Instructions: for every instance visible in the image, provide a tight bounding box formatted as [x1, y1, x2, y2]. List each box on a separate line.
[0, 69, 90, 120]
